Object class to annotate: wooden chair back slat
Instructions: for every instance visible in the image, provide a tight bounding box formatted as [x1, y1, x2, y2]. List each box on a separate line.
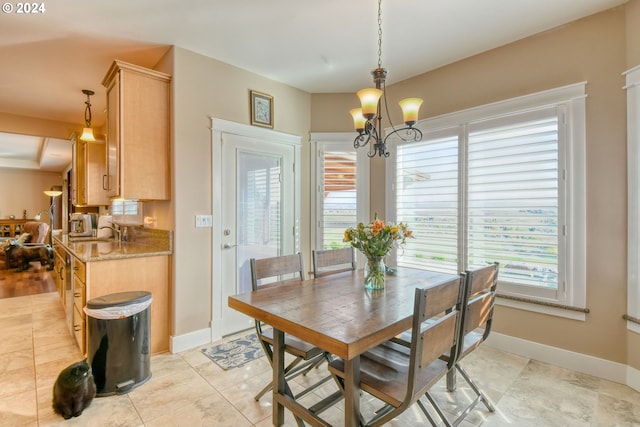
[420, 311, 458, 368]
[250, 253, 305, 290]
[464, 292, 494, 335]
[312, 247, 356, 277]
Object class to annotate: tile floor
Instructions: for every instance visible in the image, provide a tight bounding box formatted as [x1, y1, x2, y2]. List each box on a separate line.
[1, 291, 640, 427]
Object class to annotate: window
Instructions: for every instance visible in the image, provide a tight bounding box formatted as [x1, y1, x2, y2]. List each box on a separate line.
[311, 133, 370, 252]
[387, 84, 586, 314]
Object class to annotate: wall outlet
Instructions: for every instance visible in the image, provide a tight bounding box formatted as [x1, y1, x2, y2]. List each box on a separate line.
[195, 214, 213, 228]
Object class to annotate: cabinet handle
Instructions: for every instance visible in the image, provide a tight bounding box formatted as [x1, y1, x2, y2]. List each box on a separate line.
[103, 174, 108, 190]
[74, 292, 81, 297]
[58, 266, 64, 280]
[74, 325, 82, 331]
[73, 266, 79, 271]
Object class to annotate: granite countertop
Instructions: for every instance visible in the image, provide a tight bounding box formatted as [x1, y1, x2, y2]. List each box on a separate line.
[54, 228, 173, 262]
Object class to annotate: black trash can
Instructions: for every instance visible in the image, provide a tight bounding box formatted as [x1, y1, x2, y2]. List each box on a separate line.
[85, 291, 152, 397]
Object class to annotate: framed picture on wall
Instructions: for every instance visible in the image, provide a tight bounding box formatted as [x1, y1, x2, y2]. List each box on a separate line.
[250, 90, 273, 128]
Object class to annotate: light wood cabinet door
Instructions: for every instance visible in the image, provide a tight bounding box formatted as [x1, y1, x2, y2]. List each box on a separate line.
[72, 140, 109, 207]
[102, 60, 171, 200]
[71, 139, 86, 206]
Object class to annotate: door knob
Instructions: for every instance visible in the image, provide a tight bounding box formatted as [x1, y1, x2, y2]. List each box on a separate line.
[223, 243, 237, 249]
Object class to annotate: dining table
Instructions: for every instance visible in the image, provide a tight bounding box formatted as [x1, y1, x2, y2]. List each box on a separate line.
[228, 266, 458, 427]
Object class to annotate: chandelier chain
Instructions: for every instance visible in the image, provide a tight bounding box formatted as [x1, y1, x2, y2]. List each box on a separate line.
[85, 99, 92, 127]
[377, 0, 383, 69]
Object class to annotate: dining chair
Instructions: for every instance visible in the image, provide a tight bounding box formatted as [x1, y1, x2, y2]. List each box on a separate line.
[249, 253, 334, 404]
[311, 247, 356, 277]
[439, 262, 499, 426]
[327, 275, 465, 427]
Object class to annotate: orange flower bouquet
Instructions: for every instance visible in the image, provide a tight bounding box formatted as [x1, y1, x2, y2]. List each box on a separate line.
[344, 216, 413, 289]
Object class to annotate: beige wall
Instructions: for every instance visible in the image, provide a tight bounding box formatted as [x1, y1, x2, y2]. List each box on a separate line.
[627, 0, 640, 68]
[0, 113, 70, 220]
[0, 112, 80, 141]
[312, 7, 631, 364]
[0, 168, 63, 220]
[165, 47, 312, 337]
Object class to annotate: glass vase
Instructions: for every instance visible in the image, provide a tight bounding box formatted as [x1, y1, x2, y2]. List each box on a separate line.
[364, 257, 385, 290]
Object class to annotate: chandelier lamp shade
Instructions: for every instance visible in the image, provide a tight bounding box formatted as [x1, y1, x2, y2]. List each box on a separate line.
[351, 0, 423, 158]
[80, 89, 96, 142]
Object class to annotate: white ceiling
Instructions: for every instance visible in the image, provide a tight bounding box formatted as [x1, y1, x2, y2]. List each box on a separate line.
[0, 0, 628, 172]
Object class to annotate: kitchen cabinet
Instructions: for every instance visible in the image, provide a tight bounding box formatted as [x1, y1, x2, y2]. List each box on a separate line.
[71, 138, 109, 206]
[52, 243, 66, 297]
[72, 258, 87, 354]
[54, 232, 171, 355]
[53, 242, 73, 337]
[62, 254, 169, 355]
[102, 60, 171, 200]
[84, 256, 170, 354]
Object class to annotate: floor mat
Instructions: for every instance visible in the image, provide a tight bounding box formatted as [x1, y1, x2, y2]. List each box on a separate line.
[201, 333, 265, 370]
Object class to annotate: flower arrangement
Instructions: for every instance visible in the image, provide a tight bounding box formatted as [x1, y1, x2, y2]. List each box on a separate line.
[343, 216, 413, 259]
[343, 216, 413, 290]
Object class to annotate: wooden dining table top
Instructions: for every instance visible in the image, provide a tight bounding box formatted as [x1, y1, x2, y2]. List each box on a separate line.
[228, 267, 458, 360]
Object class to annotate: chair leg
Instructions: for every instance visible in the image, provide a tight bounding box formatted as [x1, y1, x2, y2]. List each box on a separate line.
[446, 367, 457, 392]
[456, 363, 495, 412]
[421, 393, 453, 427]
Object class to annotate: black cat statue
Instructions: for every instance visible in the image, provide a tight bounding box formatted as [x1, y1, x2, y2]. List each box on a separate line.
[52, 359, 97, 419]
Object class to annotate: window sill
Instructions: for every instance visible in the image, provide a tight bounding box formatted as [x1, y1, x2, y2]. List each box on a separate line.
[496, 293, 588, 321]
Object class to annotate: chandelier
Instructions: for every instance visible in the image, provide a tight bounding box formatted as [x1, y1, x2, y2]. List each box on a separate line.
[350, 0, 423, 158]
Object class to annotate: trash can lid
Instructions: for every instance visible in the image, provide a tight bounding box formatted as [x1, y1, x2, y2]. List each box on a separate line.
[87, 291, 152, 309]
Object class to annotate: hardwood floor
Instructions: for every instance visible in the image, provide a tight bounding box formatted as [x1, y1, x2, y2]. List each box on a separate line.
[0, 261, 56, 298]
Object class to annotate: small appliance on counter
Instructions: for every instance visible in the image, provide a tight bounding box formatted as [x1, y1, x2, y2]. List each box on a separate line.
[97, 215, 114, 239]
[69, 213, 93, 237]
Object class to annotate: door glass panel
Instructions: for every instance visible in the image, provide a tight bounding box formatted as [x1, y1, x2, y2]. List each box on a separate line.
[236, 151, 282, 293]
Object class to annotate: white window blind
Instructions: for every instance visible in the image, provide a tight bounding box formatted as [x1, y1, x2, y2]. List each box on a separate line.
[396, 128, 459, 274]
[467, 108, 561, 290]
[390, 83, 586, 312]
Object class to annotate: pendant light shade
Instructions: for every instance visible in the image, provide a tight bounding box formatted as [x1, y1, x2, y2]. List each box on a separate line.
[350, 108, 367, 132]
[356, 88, 383, 118]
[80, 127, 95, 142]
[399, 98, 423, 126]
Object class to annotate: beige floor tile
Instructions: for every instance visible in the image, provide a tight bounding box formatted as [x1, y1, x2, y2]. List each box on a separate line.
[0, 388, 37, 427]
[3, 291, 640, 427]
[144, 392, 253, 427]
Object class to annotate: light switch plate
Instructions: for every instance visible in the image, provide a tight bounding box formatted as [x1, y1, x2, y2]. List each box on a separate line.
[195, 214, 213, 228]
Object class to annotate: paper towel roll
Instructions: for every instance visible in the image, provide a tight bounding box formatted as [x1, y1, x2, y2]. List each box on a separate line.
[97, 215, 113, 238]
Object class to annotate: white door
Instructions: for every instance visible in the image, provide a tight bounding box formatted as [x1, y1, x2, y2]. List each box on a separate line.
[219, 132, 296, 336]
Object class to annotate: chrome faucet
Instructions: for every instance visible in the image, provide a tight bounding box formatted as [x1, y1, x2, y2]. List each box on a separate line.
[99, 225, 122, 241]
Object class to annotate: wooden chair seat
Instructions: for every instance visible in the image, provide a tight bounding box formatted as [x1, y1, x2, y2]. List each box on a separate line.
[329, 344, 450, 408]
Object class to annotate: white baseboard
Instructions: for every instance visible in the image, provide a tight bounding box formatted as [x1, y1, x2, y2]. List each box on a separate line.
[170, 327, 212, 354]
[628, 365, 640, 392]
[487, 332, 639, 392]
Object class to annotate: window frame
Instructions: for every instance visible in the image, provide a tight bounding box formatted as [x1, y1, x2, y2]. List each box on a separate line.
[310, 133, 370, 254]
[386, 83, 587, 319]
[625, 66, 640, 334]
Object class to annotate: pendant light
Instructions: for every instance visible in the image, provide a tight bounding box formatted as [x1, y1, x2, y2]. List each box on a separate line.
[80, 89, 96, 142]
[351, 0, 423, 158]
